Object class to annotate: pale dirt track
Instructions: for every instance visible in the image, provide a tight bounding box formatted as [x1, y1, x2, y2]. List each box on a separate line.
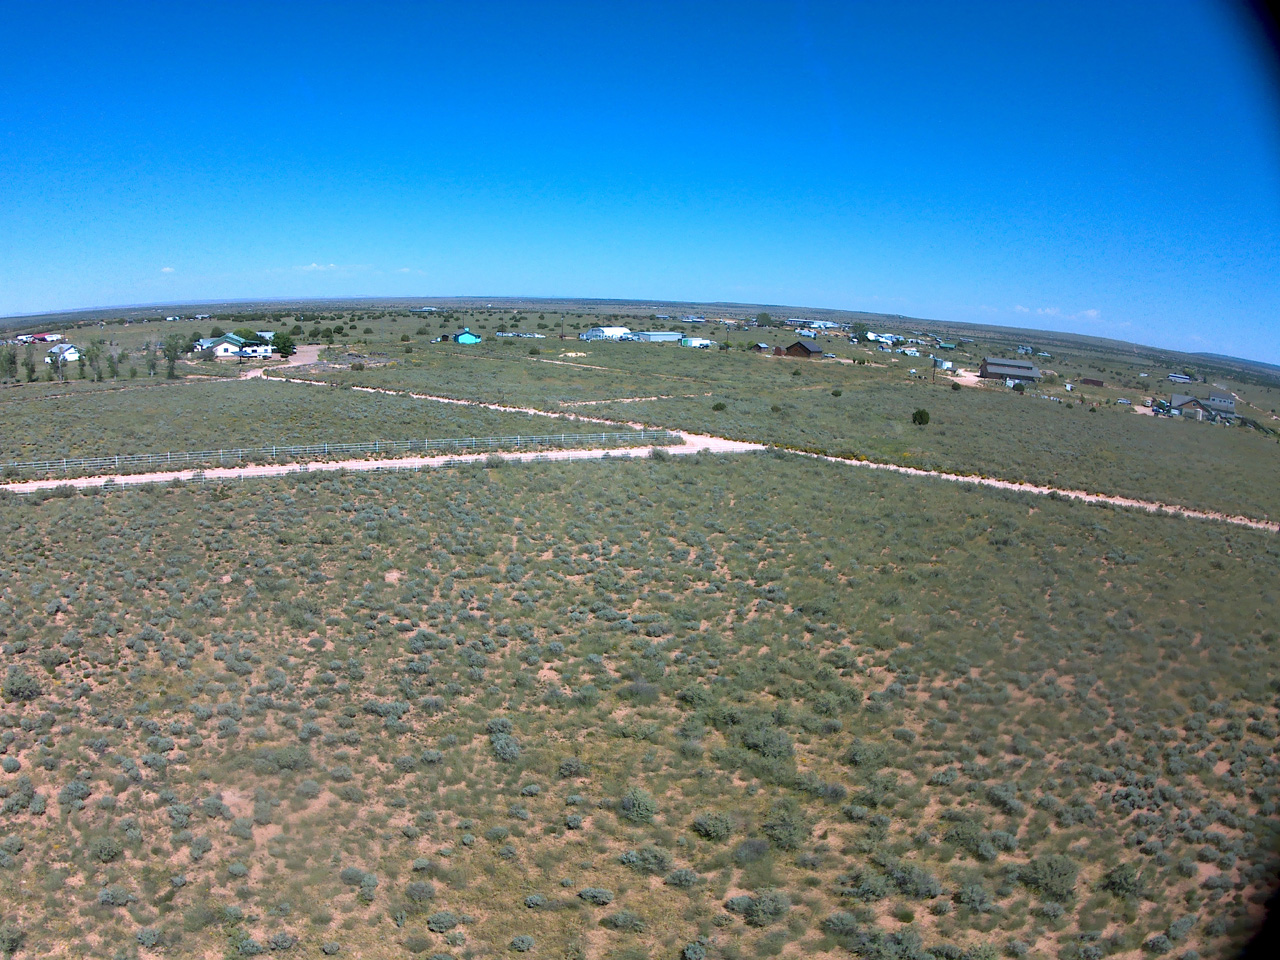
[2, 371, 1274, 533]
[239, 344, 323, 378]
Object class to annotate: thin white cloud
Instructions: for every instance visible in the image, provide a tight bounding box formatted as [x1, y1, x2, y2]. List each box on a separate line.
[1078, 308, 1100, 320]
[1036, 307, 1061, 317]
[160, 266, 174, 273]
[1013, 304, 1029, 313]
[298, 262, 338, 272]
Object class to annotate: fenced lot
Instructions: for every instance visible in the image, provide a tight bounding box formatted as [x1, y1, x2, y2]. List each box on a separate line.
[0, 377, 625, 463]
[1, 429, 677, 479]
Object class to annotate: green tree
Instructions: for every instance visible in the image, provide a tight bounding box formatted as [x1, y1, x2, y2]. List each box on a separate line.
[22, 345, 35, 382]
[273, 332, 295, 359]
[162, 334, 185, 378]
[232, 327, 263, 343]
[756, 312, 773, 326]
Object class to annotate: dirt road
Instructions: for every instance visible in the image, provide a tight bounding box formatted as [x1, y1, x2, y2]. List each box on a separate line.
[4, 368, 1273, 533]
[241, 344, 323, 379]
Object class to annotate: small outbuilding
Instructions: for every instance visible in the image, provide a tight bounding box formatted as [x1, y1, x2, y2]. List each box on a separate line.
[632, 331, 681, 343]
[784, 339, 823, 358]
[452, 328, 483, 345]
[750, 342, 770, 352]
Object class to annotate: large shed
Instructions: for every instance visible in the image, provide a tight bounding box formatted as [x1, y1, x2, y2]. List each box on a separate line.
[785, 339, 823, 358]
[979, 357, 1041, 381]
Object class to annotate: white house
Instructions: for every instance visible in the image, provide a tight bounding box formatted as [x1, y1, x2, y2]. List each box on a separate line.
[579, 326, 631, 341]
[632, 331, 682, 342]
[193, 333, 255, 358]
[45, 343, 81, 364]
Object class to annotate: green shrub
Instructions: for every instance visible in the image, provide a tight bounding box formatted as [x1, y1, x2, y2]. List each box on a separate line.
[761, 799, 808, 851]
[619, 787, 657, 824]
[88, 835, 124, 863]
[1017, 855, 1079, 902]
[602, 910, 645, 932]
[692, 812, 734, 841]
[744, 890, 790, 927]
[578, 888, 614, 906]
[665, 868, 701, 888]
[3, 668, 41, 702]
[619, 846, 672, 875]
[912, 408, 930, 426]
[426, 911, 460, 933]
[1099, 863, 1144, 898]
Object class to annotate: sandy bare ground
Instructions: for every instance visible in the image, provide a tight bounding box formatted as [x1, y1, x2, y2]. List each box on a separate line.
[240, 344, 323, 379]
[0, 431, 760, 494]
[4, 370, 1273, 533]
[947, 367, 984, 386]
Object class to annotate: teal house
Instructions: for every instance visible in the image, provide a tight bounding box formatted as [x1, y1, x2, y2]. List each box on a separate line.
[452, 328, 482, 345]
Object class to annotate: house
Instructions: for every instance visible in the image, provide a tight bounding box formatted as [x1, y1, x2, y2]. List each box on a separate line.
[632, 331, 681, 343]
[579, 326, 631, 341]
[1017, 345, 1033, 355]
[33, 332, 63, 343]
[452, 328, 483, 345]
[750, 342, 770, 352]
[979, 357, 1041, 381]
[1081, 378, 1105, 388]
[933, 358, 953, 370]
[1205, 391, 1236, 416]
[194, 334, 249, 358]
[1170, 394, 1213, 420]
[44, 343, 81, 364]
[936, 341, 956, 350]
[680, 337, 714, 348]
[785, 339, 823, 358]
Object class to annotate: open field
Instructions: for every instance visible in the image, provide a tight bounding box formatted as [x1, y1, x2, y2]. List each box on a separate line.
[0, 378, 632, 466]
[0, 299, 1277, 960]
[263, 337, 1280, 521]
[0, 453, 1276, 960]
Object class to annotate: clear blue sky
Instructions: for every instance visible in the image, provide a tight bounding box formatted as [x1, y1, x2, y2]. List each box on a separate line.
[3, 1, 1278, 361]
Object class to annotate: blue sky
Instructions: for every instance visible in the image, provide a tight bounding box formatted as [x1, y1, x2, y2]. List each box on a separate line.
[2, 1, 1278, 362]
